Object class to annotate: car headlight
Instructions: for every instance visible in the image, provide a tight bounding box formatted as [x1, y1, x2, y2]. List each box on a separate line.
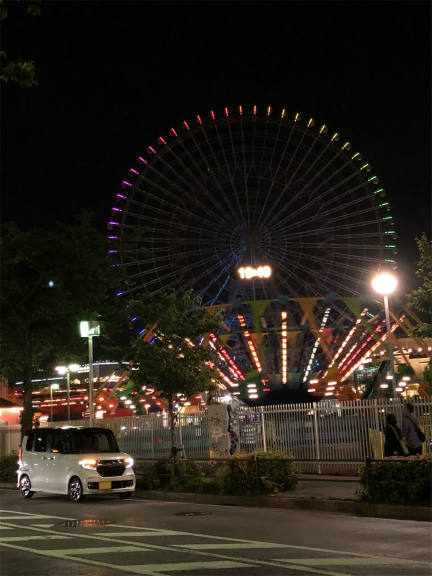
[80, 458, 97, 470]
[124, 457, 134, 469]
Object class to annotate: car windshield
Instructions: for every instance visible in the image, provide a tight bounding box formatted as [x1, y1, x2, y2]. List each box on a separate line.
[72, 428, 120, 454]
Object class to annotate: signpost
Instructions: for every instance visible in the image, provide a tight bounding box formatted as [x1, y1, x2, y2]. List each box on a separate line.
[80, 321, 100, 425]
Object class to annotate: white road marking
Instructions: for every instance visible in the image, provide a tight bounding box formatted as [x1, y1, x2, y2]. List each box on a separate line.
[49, 545, 147, 555]
[0, 526, 13, 530]
[0, 515, 64, 520]
[96, 531, 184, 537]
[174, 542, 288, 549]
[275, 557, 417, 566]
[0, 512, 430, 576]
[31, 523, 56, 528]
[125, 561, 254, 573]
[1, 535, 70, 542]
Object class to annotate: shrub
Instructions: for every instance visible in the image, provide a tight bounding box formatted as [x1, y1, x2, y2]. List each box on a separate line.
[218, 451, 298, 496]
[360, 457, 432, 506]
[0, 454, 18, 483]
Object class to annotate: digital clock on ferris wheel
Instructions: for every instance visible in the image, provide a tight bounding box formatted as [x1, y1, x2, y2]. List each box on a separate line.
[237, 266, 272, 280]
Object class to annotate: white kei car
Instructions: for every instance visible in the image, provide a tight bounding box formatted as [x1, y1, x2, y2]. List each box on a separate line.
[17, 426, 135, 502]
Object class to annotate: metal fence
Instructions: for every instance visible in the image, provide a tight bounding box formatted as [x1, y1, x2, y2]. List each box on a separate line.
[234, 398, 431, 473]
[2, 398, 430, 473]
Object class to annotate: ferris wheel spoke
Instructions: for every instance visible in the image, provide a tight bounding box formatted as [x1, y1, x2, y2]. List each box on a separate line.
[212, 121, 249, 225]
[181, 126, 243, 221]
[145, 150, 231, 227]
[255, 118, 299, 227]
[270, 187, 382, 235]
[261, 147, 350, 230]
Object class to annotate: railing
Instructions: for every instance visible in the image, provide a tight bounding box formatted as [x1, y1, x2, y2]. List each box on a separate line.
[2, 398, 430, 472]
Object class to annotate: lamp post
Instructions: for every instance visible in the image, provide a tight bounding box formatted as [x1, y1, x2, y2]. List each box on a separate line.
[372, 272, 398, 398]
[55, 364, 80, 421]
[80, 321, 100, 426]
[50, 383, 60, 422]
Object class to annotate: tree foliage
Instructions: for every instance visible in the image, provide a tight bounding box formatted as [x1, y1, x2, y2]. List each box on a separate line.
[0, 0, 39, 88]
[127, 290, 223, 453]
[0, 213, 127, 435]
[408, 233, 432, 337]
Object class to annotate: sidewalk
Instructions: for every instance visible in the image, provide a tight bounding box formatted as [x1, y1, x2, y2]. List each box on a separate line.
[1, 477, 430, 522]
[135, 475, 431, 522]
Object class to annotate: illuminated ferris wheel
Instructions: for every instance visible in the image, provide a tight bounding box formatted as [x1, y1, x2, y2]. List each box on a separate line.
[108, 106, 397, 305]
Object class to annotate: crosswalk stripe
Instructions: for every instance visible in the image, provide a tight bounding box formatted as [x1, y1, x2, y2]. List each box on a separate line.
[125, 561, 255, 573]
[174, 542, 288, 549]
[1, 535, 70, 542]
[94, 531, 182, 537]
[0, 515, 61, 520]
[48, 546, 147, 555]
[275, 557, 415, 566]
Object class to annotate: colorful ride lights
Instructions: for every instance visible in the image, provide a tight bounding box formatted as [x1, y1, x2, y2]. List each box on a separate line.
[237, 314, 262, 372]
[281, 311, 287, 385]
[237, 265, 272, 280]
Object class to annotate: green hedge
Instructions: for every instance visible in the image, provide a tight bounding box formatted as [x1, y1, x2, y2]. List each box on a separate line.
[360, 457, 432, 506]
[219, 451, 298, 496]
[0, 454, 18, 483]
[136, 451, 298, 496]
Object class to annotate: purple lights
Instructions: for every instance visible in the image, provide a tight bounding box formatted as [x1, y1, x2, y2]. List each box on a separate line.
[159, 136, 167, 145]
[108, 250, 118, 254]
[116, 291, 125, 297]
[138, 156, 148, 164]
[129, 168, 139, 175]
[122, 180, 132, 187]
[108, 236, 119, 239]
[116, 193, 127, 199]
[148, 146, 156, 154]
[112, 207, 122, 212]
[108, 221, 120, 226]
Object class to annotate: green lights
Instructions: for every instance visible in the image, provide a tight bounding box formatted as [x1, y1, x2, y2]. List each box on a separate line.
[382, 215, 393, 221]
[384, 230, 395, 234]
[374, 188, 384, 195]
[379, 202, 389, 207]
[385, 244, 396, 248]
[360, 163, 370, 171]
[384, 258, 396, 263]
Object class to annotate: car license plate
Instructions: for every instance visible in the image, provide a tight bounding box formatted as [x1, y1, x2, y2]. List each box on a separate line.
[99, 481, 111, 490]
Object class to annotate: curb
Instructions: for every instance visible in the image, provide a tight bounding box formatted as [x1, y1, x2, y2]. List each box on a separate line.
[135, 490, 432, 522]
[2, 483, 429, 522]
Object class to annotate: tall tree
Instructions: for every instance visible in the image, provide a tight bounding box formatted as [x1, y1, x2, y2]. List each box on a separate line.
[127, 290, 223, 454]
[0, 213, 127, 435]
[408, 233, 432, 337]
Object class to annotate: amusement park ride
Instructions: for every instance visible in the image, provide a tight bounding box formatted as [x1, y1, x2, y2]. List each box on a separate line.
[20, 105, 431, 421]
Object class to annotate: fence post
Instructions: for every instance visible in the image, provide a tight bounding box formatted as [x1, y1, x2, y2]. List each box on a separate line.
[313, 404, 321, 475]
[260, 407, 267, 452]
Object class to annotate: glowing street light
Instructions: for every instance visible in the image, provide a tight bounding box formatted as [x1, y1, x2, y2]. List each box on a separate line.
[372, 272, 398, 397]
[50, 383, 60, 422]
[55, 364, 80, 421]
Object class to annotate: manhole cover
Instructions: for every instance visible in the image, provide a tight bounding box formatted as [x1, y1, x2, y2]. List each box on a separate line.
[60, 519, 112, 528]
[174, 512, 211, 517]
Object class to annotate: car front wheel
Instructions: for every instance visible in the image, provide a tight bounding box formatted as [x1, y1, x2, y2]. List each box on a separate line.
[68, 477, 85, 503]
[19, 475, 34, 498]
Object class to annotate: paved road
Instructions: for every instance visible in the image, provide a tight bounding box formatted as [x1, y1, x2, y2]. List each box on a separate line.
[0, 489, 430, 576]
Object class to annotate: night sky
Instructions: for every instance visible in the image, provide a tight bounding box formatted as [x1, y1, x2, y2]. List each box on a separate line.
[2, 0, 430, 292]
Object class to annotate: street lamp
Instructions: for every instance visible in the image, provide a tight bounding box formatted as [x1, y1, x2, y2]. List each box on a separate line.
[50, 383, 60, 422]
[372, 272, 398, 397]
[80, 321, 100, 426]
[55, 364, 80, 421]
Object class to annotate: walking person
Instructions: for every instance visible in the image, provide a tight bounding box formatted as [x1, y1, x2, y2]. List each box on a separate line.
[384, 413, 407, 457]
[402, 403, 423, 456]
